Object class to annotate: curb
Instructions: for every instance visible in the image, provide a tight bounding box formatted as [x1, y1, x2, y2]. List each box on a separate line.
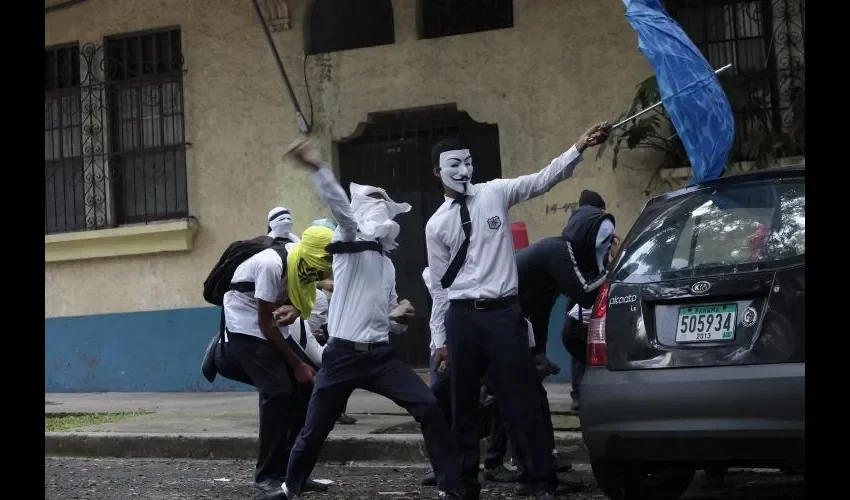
[45, 432, 587, 463]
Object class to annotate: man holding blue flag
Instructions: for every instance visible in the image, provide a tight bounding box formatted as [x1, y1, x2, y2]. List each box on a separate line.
[621, 0, 735, 183]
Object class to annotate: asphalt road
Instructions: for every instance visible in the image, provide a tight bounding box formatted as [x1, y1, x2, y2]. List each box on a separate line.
[45, 457, 805, 499]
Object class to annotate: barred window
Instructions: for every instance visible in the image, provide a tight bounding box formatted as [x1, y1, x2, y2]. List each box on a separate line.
[45, 44, 85, 234]
[105, 28, 188, 225]
[43, 27, 188, 235]
[668, 0, 805, 161]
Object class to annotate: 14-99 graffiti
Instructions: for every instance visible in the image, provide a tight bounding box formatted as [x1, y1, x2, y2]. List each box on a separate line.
[544, 202, 577, 215]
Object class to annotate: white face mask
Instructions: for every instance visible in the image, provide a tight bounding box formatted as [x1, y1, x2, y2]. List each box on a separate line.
[268, 206, 293, 239]
[349, 183, 412, 252]
[439, 149, 473, 193]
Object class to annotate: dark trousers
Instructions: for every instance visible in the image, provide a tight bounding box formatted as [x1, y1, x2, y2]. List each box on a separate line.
[570, 356, 586, 403]
[446, 302, 557, 490]
[562, 316, 588, 403]
[527, 306, 553, 357]
[484, 403, 513, 470]
[228, 333, 311, 483]
[213, 341, 255, 387]
[484, 360, 556, 474]
[285, 341, 460, 495]
[430, 351, 453, 424]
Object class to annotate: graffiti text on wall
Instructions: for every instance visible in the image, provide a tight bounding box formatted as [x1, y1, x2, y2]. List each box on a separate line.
[544, 202, 577, 215]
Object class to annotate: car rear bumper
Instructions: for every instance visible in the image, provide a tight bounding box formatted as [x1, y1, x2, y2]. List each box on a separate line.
[579, 362, 805, 466]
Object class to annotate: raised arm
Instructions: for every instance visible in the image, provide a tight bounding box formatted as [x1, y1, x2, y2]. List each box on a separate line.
[311, 168, 358, 241]
[286, 138, 358, 241]
[489, 122, 610, 208]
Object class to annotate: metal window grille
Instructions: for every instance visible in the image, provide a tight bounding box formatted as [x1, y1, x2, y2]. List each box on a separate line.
[44, 27, 188, 235]
[45, 44, 85, 234]
[105, 27, 189, 225]
[668, 0, 805, 161]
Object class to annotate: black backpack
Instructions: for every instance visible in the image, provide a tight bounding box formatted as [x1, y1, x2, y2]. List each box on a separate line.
[202, 235, 289, 353]
[203, 235, 292, 306]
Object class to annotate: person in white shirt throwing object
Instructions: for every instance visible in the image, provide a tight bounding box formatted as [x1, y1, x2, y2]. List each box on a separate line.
[424, 122, 610, 500]
[273, 140, 463, 500]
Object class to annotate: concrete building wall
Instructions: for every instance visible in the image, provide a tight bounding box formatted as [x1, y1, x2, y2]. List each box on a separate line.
[45, 0, 660, 391]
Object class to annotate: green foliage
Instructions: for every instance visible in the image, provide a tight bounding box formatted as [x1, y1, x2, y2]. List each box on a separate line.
[599, 73, 805, 175]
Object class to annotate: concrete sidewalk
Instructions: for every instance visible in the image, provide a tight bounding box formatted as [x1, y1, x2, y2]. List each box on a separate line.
[45, 384, 585, 463]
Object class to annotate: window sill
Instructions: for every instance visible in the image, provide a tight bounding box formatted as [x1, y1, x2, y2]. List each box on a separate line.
[45, 219, 200, 263]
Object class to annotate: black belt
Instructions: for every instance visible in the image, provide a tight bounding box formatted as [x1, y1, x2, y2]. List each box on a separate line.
[230, 282, 256, 293]
[449, 295, 519, 311]
[327, 337, 389, 352]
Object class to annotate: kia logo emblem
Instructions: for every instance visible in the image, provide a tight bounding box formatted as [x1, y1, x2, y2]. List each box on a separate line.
[691, 281, 711, 294]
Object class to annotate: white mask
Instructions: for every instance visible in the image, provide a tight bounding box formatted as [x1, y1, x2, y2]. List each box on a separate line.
[349, 183, 412, 252]
[439, 149, 473, 194]
[268, 206, 294, 240]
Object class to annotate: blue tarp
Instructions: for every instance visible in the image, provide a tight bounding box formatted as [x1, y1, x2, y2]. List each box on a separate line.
[623, 0, 736, 183]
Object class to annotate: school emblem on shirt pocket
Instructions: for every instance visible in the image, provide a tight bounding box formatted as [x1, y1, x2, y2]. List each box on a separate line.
[487, 216, 502, 230]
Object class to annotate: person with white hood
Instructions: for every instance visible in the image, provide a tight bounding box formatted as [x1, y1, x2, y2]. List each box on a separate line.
[267, 206, 301, 243]
[271, 139, 462, 500]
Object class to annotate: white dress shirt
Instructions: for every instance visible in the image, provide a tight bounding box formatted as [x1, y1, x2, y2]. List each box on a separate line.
[424, 267, 535, 355]
[312, 167, 401, 344]
[223, 247, 290, 340]
[307, 289, 330, 333]
[283, 317, 325, 366]
[425, 146, 583, 348]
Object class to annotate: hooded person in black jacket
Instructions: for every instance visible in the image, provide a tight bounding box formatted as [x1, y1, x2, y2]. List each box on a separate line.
[515, 190, 615, 356]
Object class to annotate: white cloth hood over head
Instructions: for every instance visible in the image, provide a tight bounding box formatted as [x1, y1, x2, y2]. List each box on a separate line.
[349, 182, 411, 251]
[268, 206, 299, 242]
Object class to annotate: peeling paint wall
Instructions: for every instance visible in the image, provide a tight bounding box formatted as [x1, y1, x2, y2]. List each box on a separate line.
[45, 0, 667, 319]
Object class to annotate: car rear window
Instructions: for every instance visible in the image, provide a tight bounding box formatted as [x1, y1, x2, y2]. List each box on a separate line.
[611, 177, 804, 284]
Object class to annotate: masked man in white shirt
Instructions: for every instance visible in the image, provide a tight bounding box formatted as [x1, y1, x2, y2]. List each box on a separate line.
[274, 140, 462, 500]
[424, 122, 610, 500]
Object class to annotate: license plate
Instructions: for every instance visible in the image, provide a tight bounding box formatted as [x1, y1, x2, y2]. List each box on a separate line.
[676, 304, 736, 343]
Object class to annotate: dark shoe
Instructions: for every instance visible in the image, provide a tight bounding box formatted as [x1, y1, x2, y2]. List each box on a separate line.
[337, 413, 357, 425]
[569, 400, 580, 412]
[422, 469, 437, 486]
[482, 465, 520, 483]
[553, 454, 573, 473]
[201, 334, 219, 383]
[437, 491, 462, 499]
[303, 478, 330, 492]
[515, 483, 533, 496]
[252, 479, 285, 500]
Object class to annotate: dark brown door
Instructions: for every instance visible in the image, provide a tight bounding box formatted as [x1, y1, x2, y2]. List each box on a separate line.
[336, 104, 501, 367]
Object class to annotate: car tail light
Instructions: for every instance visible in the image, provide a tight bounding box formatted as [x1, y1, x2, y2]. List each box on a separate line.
[587, 281, 610, 367]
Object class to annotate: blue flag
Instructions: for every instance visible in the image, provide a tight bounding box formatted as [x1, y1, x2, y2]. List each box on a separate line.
[622, 0, 735, 183]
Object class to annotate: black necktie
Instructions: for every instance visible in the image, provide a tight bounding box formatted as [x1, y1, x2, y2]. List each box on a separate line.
[440, 196, 471, 289]
[299, 320, 308, 349]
